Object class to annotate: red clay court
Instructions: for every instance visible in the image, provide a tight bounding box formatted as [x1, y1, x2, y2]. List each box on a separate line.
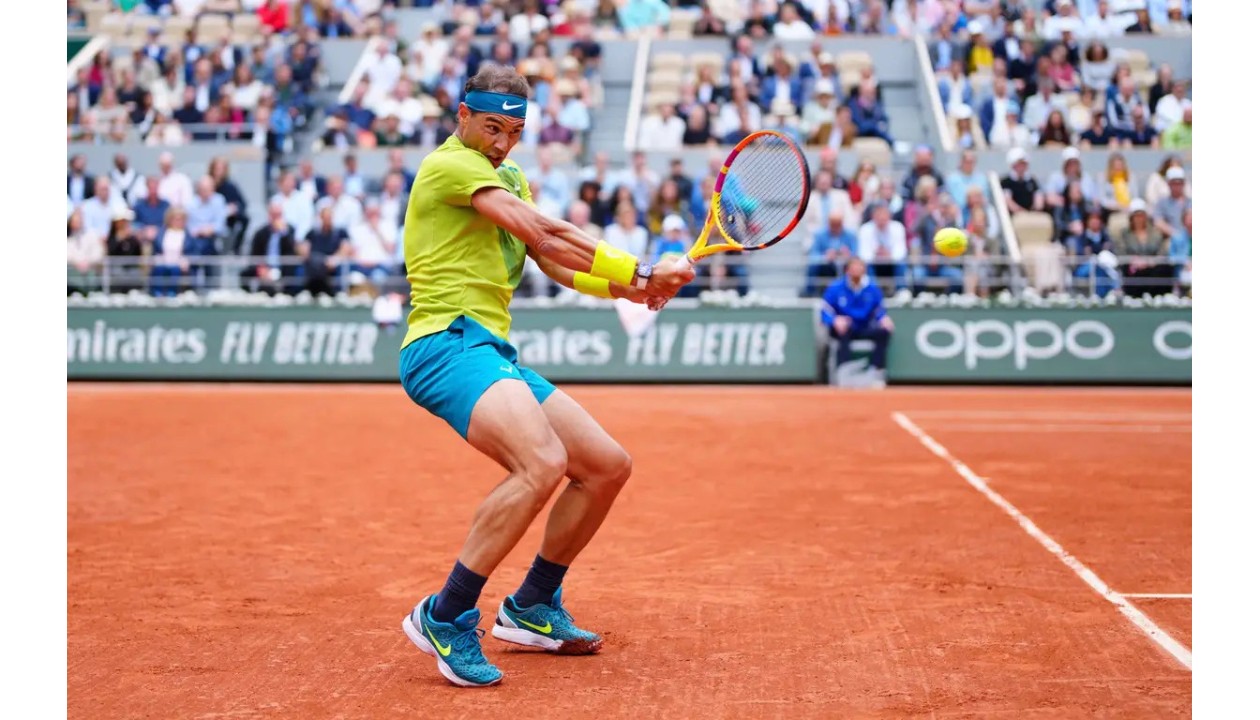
[67, 384, 1190, 718]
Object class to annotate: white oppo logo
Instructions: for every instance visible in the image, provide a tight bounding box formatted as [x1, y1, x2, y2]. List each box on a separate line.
[1152, 320, 1192, 361]
[914, 319, 1115, 370]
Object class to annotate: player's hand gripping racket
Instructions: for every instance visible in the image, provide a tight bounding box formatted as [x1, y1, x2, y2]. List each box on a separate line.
[652, 130, 811, 309]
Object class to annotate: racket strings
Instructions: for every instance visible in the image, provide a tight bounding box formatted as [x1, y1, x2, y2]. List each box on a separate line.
[718, 135, 810, 249]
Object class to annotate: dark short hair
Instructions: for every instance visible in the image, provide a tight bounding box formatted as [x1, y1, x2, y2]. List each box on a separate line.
[464, 64, 529, 101]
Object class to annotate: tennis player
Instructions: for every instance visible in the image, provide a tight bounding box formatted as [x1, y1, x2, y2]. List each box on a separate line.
[397, 65, 695, 687]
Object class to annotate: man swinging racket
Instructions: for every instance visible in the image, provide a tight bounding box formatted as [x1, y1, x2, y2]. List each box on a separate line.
[397, 64, 695, 687]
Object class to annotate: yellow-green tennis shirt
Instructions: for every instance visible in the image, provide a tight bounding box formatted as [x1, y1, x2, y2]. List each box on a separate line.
[401, 135, 533, 348]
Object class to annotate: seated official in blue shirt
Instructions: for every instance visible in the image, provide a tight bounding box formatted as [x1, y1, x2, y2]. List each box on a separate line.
[245, 199, 299, 296]
[820, 257, 896, 383]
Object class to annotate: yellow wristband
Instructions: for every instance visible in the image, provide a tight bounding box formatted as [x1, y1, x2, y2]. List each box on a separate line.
[573, 272, 614, 299]
[590, 240, 638, 286]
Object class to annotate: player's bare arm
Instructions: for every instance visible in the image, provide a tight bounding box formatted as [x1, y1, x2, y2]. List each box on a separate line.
[527, 248, 659, 304]
[471, 188, 694, 298]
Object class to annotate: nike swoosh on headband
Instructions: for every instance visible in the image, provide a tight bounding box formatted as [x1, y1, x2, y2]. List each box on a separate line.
[503, 102, 524, 110]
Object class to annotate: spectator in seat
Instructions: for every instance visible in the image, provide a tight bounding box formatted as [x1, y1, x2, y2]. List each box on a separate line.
[806, 207, 858, 297]
[156, 152, 194, 209]
[950, 104, 986, 150]
[857, 200, 909, 291]
[67, 208, 105, 295]
[1068, 206, 1119, 297]
[1154, 80, 1190, 133]
[132, 176, 171, 247]
[1125, 105, 1161, 148]
[209, 157, 249, 254]
[900, 175, 939, 249]
[1079, 109, 1119, 148]
[561, 200, 602, 247]
[978, 74, 1019, 142]
[618, 0, 671, 37]
[765, 99, 805, 145]
[900, 145, 945, 201]
[803, 168, 858, 240]
[1125, 6, 1154, 34]
[348, 199, 398, 290]
[824, 104, 859, 150]
[849, 80, 894, 146]
[151, 207, 190, 297]
[961, 185, 1001, 297]
[1116, 200, 1172, 296]
[1038, 109, 1073, 147]
[67, 155, 94, 207]
[938, 59, 973, 113]
[1045, 43, 1080, 93]
[944, 150, 987, 208]
[1153, 166, 1191, 237]
[801, 80, 839, 145]
[258, 0, 290, 34]
[928, 20, 962, 74]
[1053, 180, 1091, 244]
[1080, 42, 1115, 94]
[172, 85, 205, 129]
[715, 83, 763, 144]
[1169, 206, 1192, 293]
[1106, 76, 1141, 134]
[693, 3, 727, 36]
[820, 256, 895, 386]
[864, 178, 904, 224]
[646, 179, 691, 237]
[323, 174, 364, 232]
[1162, 104, 1191, 150]
[912, 194, 965, 294]
[339, 81, 377, 138]
[638, 101, 685, 151]
[774, 2, 815, 40]
[1098, 152, 1136, 214]
[1000, 147, 1044, 214]
[374, 110, 411, 147]
[245, 199, 299, 296]
[965, 21, 995, 75]
[81, 177, 128, 239]
[1023, 79, 1067, 136]
[186, 176, 227, 277]
[108, 206, 147, 294]
[1047, 147, 1098, 209]
[603, 202, 649, 259]
[759, 54, 805, 114]
[300, 201, 350, 296]
[682, 104, 714, 146]
[989, 100, 1033, 150]
[651, 214, 690, 264]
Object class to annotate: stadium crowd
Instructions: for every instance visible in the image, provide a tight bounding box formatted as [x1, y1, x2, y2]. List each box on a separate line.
[68, 0, 1191, 299]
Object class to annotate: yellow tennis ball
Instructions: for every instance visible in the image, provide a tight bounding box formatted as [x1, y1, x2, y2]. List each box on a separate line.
[934, 227, 968, 257]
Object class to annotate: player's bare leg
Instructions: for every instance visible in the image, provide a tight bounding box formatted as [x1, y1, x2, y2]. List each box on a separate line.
[489, 389, 629, 654]
[535, 390, 632, 565]
[458, 379, 569, 575]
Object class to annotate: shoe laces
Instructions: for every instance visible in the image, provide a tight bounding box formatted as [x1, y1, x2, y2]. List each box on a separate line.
[452, 627, 489, 661]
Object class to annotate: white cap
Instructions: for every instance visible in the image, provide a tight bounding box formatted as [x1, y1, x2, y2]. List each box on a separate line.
[1166, 166, 1186, 181]
[770, 97, 796, 117]
[951, 104, 973, 120]
[1129, 198, 1148, 214]
[814, 80, 836, 96]
[1061, 146, 1081, 162]
[1006, 147, 1028, 166]
[967, 20, 984, 34]
[662, 214, 687, 233]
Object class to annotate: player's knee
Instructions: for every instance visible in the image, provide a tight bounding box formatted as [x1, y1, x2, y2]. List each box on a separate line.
[523, 440, 568, 498]
[594, 447, 633, 494]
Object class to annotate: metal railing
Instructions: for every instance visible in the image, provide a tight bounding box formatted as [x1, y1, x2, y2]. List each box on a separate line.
[65, 252, 1190, 301]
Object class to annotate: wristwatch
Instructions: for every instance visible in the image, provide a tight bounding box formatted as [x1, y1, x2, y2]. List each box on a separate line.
[633, 261, 654, 290]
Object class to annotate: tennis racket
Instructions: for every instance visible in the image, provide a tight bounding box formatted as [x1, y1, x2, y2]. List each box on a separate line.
[681, 130, 812, 266]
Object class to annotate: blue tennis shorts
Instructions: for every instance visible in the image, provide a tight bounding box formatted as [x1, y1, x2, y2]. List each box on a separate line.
[399, 315, 556, 439]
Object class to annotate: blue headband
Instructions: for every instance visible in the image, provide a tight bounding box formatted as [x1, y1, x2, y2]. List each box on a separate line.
[464, 90, 527, 119]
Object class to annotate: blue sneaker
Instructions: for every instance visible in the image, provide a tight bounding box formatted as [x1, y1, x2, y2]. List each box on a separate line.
[401, 596, 503, 687]
[491, 588, 603, 655]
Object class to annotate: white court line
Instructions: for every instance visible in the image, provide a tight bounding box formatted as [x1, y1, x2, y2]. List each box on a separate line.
[901, 410, 1192, 422]
[913, 423, 1191, 434]
[1121, 593, 1193, 600]
[891, 411, 1192, 671]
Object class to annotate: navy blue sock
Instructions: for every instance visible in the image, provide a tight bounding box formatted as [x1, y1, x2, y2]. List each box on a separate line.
[512, 554, 569, 609]
[430, 560, 488, 624]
